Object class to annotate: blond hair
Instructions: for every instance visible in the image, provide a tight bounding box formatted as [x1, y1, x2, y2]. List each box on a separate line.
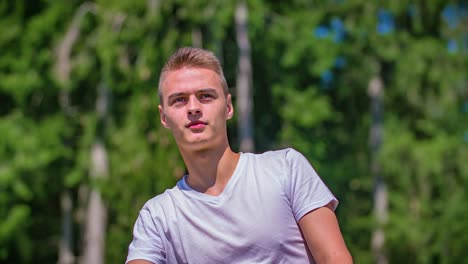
[158, 47, 229, 103]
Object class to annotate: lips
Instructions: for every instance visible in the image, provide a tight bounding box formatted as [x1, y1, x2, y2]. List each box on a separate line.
[186, 121, 207, 129]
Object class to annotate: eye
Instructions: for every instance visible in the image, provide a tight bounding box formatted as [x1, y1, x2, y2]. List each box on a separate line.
[199, 93, 214, 101]
[171, 97, 186, 105]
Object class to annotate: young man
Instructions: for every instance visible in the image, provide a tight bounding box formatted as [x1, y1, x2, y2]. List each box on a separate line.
[126, 47, 352, 264]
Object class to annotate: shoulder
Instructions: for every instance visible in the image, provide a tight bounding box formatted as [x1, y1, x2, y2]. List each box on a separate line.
[257, 147, 302, 157]
[252, 148, 319, 184]
[251, 147, 305, 164]
[139, 185, 181, 217]
[243, 148, 308, 181]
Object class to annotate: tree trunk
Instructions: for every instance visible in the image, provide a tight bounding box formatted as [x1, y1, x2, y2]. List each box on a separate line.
[58, 191, 74, 264]
[81, 83, 110, 264]
[368, 75, 388, 264]
[235, 0, 254, 152]
[55, 4, 96, 263]
[192, 27, 203, 48]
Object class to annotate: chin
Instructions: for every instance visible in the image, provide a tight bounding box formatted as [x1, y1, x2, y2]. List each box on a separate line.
[190, 137, 221, 151]
[182, 137, 209, 146]
[178, 133, 224, 151]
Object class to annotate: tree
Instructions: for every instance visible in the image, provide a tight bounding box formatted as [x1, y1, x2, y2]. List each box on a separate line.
[1, 1, 466, 263]
[235, 0, 255, 153]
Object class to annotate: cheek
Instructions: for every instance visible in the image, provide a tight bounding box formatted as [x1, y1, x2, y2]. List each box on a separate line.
[166, 115, 179, 127]
[162, 111, 177, 126]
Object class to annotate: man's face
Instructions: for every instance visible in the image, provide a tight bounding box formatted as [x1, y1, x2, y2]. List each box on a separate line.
[158, 67, 233, 150]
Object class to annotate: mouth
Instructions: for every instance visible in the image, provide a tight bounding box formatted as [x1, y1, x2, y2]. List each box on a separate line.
[186, 121, 207, 129]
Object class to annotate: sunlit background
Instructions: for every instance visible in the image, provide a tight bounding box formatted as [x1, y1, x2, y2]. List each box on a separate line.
[1, 1, 467, 263]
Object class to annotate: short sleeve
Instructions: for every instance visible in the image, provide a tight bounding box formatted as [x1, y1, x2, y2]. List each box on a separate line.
[284, 148, 338, 221]
[126, 206, 166, 264]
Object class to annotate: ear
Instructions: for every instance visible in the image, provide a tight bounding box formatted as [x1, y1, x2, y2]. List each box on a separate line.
[226, 94, 234, 120]
[158, 104, 170, 128]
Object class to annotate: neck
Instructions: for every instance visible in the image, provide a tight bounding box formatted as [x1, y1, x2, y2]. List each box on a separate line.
[179, 142, 240, 196]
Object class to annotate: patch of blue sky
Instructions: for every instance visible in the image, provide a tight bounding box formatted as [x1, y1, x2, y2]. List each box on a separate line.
[314, 25, 330, 39]
[442, 4, 459, 29]
[377, 9, 395, 35]
[447, 39, 458, 53]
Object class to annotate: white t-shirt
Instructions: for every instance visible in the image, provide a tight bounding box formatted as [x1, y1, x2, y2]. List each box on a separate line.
[126, 148, 338, 264]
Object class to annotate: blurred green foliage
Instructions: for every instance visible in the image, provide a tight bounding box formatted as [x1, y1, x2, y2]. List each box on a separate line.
[0, 0, 466, 263]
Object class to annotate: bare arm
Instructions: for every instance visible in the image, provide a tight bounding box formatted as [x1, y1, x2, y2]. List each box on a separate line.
[298, 203, 353, 264]
[127, 260, 154, 264]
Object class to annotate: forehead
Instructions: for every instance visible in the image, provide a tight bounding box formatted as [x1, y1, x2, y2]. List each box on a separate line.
[160, 67, 222, 98]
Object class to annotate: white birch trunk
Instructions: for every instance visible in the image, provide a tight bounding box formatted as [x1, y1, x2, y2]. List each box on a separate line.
[368, 75, 388, 264]
[58, 191, 74, 264]
[81, 83, 110, 264]
[192, 27, 203, 48]
[235, 1, 254, 152]
[55, 4, 96, 263]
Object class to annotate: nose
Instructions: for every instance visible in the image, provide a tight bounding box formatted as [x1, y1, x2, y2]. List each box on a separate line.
[187, 97, 201, 115]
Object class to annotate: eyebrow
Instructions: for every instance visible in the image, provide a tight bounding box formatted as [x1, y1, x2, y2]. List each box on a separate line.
[167, 92, 186, 103]
[197, 88, 218, 95]
[167, 88, 218, 102]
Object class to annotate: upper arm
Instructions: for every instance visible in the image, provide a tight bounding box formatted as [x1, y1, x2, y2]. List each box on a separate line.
[127, 260, 154, 264]
[298, 203, 353, 264]
[127, 206, 166, 264]
[282, 149, 338, 221]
